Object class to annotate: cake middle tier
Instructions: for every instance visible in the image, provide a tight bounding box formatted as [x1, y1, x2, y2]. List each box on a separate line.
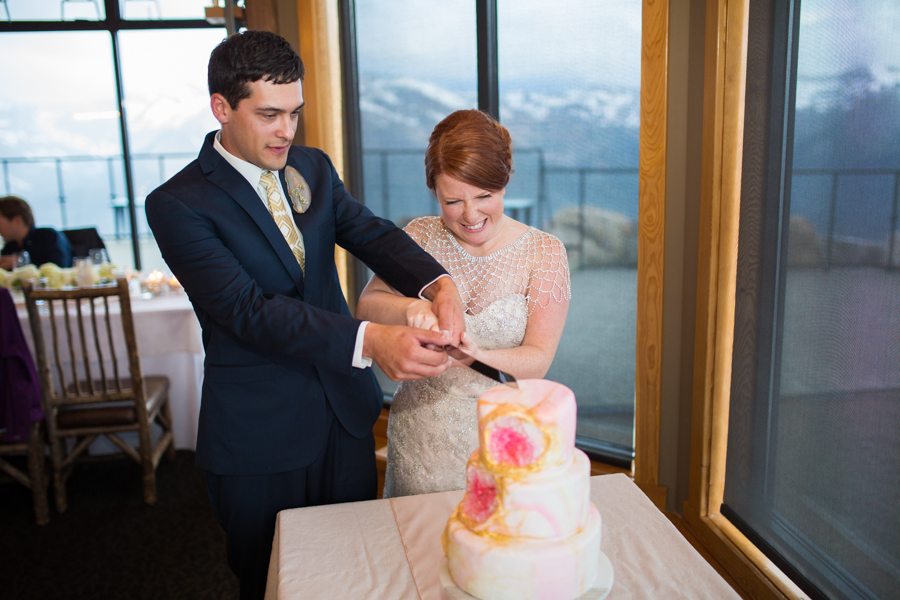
[460, 448, 593, 539]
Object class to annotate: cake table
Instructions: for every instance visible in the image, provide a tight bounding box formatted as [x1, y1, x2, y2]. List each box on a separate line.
[264, 473, 741, 600]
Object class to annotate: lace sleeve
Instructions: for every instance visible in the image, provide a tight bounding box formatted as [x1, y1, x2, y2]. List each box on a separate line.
[527, 230, 572, 315]
[402, 216, 437, 250]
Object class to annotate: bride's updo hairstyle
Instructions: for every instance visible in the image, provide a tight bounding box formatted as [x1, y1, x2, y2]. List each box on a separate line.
[425, 109, 514, 193]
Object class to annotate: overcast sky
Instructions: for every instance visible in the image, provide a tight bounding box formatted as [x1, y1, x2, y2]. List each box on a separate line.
[796, 0, 900, 107]
[355, 0, 642, 89]
[1, 0, 897, 157]
[5, 0, 211, 21]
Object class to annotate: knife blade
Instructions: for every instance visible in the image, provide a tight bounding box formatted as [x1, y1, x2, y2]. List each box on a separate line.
[466, 357, 518, 387]
[437, 344, 518, 387]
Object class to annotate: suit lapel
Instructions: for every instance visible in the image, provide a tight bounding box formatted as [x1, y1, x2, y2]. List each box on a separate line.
[279, 168, 317, 298]
[199, 135, 306, 294]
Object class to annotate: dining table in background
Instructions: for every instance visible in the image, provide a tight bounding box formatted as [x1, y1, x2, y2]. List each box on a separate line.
[16, 292, 204, 451]
[264, 473, 742, 600]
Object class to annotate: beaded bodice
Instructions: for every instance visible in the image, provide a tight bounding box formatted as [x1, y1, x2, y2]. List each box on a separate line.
[404, 216, 571, 317]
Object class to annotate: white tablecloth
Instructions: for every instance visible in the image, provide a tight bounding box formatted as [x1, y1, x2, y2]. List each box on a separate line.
[16, 293, 204, 450]
[265, 474, 742, 600]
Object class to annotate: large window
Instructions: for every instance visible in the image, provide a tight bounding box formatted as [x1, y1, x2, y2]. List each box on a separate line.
[497, 1, 641, 453]
[1, 0, 212, 21]
[0, 32, 121, 234]
[117, 28, 225, 269]
[350, 0, 642, 463]
[712, 0, 899, 598]
[354, 0, 476, 224]
[0, 1, 230, 271]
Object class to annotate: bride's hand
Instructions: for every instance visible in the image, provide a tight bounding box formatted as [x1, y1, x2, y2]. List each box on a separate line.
[405, 299, 440, 332]
[446, 331, 479, 368]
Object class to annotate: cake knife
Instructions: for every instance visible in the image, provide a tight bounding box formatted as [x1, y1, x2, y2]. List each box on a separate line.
[466, 357, 518, 388]
[438, 344, 518, 387]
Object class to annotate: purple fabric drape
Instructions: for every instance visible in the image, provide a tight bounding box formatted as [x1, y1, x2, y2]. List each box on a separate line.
[0, 288, 43, 443]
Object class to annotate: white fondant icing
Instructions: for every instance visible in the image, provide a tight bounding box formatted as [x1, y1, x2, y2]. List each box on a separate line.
[446, 505, 602, 600]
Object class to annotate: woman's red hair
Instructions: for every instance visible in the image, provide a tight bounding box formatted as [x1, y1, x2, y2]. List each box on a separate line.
[425, 109, 514, 192]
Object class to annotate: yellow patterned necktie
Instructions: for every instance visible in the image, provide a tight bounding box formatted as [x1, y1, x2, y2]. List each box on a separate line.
[260, 170, 305, 272]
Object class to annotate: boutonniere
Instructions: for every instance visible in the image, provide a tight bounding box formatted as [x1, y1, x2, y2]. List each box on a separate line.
[285, 166, 311, 213]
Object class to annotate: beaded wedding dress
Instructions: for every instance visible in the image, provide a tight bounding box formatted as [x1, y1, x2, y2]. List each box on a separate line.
[382, 216, 571, 498]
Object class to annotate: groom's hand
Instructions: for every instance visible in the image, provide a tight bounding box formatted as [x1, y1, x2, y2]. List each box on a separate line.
[363, 323, 453, 381]
[421, 275, 465, 347]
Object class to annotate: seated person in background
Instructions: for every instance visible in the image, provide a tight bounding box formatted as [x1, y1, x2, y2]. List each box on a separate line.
[0, 195, 73, 269]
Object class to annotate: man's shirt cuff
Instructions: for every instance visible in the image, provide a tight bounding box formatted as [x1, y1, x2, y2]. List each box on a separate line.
[353, 321, 373, 369]
[418, 273, 452, 300]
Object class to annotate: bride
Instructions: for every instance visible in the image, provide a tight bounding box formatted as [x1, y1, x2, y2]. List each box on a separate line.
[356, 109, 571, 498]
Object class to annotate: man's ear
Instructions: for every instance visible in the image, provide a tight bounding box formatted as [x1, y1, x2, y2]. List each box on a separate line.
[210, 93, 231, 124]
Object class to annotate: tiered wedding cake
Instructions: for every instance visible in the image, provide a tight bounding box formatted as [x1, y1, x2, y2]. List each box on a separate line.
[442, 379, 603, 600]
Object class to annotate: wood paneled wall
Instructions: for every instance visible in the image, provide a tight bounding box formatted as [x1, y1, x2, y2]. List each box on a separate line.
[294, 0, 350, 295]
[635, 0, 670, 511]
[244, 0, 278, 33]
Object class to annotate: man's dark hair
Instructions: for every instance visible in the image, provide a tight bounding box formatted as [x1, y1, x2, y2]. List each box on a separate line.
[0, 195, 35, 229]
[208, 30, 305, 109]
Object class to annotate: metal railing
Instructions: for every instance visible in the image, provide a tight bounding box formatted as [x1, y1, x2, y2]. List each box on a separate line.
[3, 152, 896, 270]
[543, 165, 639, 267]
[363, 147, 553, 226]
[792, 168, 900, 270]
[363, 147, 641, 268]
[1, 152, 195, 235]
[363, 150, 900, 271]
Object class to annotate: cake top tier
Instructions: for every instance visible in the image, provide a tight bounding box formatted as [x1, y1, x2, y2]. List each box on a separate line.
[477, 379, 577, 470]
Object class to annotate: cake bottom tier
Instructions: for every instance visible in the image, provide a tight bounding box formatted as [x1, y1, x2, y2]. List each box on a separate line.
[444, 504, 602, 600]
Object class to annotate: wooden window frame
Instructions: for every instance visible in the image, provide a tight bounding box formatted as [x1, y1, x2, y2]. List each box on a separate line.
[293, 0, 352, 293]
[683, 1, 809, 597]
[634, 0, 669, 509]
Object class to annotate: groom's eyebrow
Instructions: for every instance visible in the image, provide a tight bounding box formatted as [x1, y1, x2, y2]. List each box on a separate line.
[257, 102, 306, 113]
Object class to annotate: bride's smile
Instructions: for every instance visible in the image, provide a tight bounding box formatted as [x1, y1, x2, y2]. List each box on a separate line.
[435, 173, 510, 254]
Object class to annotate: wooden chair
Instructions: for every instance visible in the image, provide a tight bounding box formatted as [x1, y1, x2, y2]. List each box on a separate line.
[22, 278, 175, 512]
[0, 422, 50, 525]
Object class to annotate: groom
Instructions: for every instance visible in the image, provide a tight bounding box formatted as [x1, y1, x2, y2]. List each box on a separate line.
[145, 30, 464, 600]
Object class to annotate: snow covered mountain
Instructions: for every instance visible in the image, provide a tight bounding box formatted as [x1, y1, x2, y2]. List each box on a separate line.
[358, 77, 641, 169]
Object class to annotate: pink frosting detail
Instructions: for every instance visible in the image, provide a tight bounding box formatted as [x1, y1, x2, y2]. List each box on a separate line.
[490, 424, 537, 467]
[522, 503, 563, 537]
[463, 470, 498, 523]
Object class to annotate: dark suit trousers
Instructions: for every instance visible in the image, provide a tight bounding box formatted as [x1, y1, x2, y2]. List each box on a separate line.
[204, 400, 377, 600]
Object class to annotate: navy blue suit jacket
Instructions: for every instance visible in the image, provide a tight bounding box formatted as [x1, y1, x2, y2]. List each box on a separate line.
[146, 132, 446, 475]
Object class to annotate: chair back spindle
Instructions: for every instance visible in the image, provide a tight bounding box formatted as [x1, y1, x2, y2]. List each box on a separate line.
[88, 298, 109, 395]
[74, 298, 95, 396]
[102, 295, 122, 394]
